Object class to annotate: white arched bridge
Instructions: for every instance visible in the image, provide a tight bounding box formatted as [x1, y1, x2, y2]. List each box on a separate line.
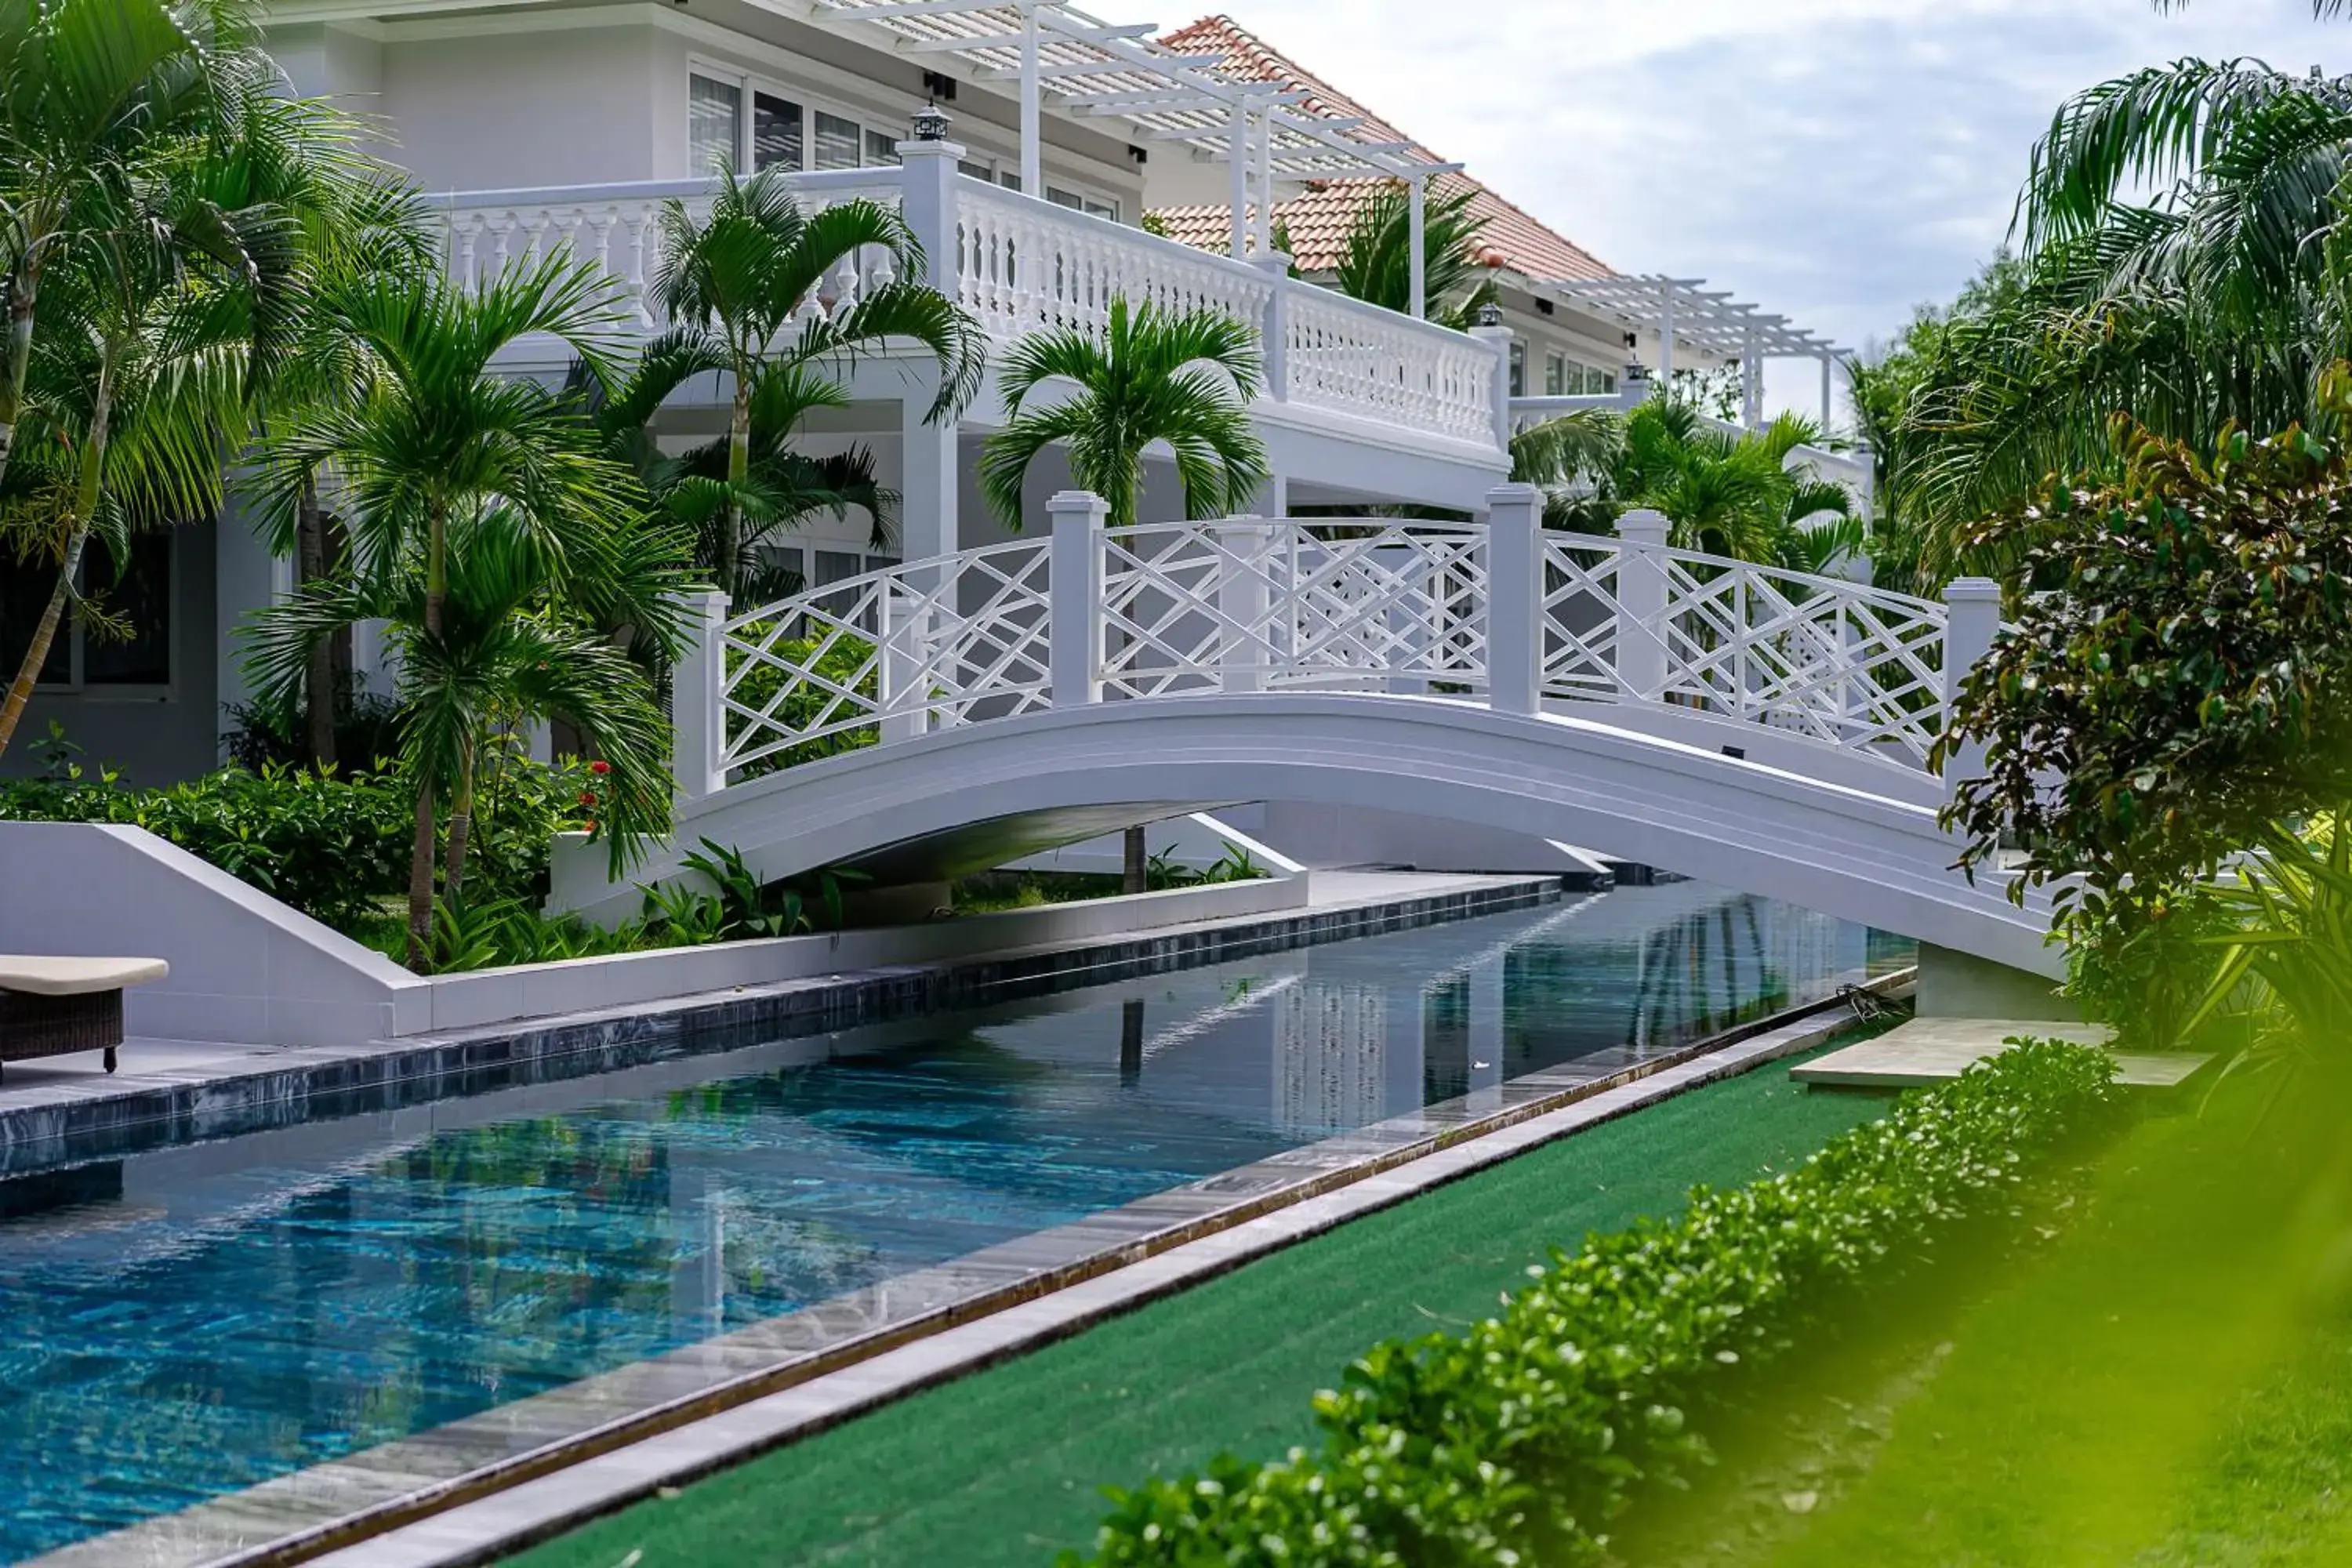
[555, 485, 2050, 978]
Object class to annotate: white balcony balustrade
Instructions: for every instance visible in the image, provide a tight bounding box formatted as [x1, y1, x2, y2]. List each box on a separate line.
[432, 160, 1504, 454]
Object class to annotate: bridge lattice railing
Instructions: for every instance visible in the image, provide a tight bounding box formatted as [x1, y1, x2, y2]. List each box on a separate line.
[687, 495, 1968, 797]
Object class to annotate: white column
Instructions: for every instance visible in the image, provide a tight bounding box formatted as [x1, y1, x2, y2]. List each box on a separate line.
[895, 132, 965, 561]
[1216, 515, 1268, 695]
[1820, 350, 1835, 430]
[1742, 323, 1764, 429]
[1614, 508, 1671, 703]
[1253, 108, 1275, 255]
[1940, 577, 2002, 805]
[1657, 281, 1676, 386]
[670, 587, 731, 801]
[1018, 2, 1042, 201]
[1049, 490, 1107, 709]
[1406, 172, 1427, 321]
[1260, 250, 1291, 403]
[1469, 321, 1512, 452]
[1484, 483, 1542, 717]
[1228, 101, 1250, 259]
[877, 579, 927, 745]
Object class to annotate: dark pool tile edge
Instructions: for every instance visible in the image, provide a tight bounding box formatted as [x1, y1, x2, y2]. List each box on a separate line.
[31, 967, 1915, 1568]
[0, 877, 1563, 1178]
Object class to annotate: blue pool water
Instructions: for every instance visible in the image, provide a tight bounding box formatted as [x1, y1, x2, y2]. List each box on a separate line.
[0, 886, 1908, 1560]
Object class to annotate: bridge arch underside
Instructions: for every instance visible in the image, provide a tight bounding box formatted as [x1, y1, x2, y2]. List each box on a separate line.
[629, 695, 2059, 979]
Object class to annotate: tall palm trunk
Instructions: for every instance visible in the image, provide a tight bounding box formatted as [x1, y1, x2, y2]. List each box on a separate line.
[297, 473, 336, 770]
[719, 367, 751, 598]
[0, 347, 112, 762]
[443, 737, 476, 901]
[405, 499, 451, 972]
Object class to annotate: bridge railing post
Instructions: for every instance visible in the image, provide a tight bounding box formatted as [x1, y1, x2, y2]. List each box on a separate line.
[670, 587, 731, 801]
[1050, 489, 1107, 708]
[877, 578, 927, 745]
[1940, 576, 2002, 804]
[1484, 483, 1542, 717]
[1216, 515, 1268, 694]
[1614, 508, 1671, 703]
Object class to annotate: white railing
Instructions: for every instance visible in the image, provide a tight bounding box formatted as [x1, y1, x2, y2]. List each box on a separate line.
[953, 179, 1276, 345]
[435, 159, 1508, 453]
[685, 492, 1979, 796]
[1287, 286, 1500, 447]
[434, 169, 909, 330]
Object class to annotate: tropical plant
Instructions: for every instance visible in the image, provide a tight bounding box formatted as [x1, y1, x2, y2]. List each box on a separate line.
[243, 253, 679, 971]
[0, 129, 287, 759]
[979, 294, 1269, 531]
[1328, 177, 1497, 328]
[0, 0, 273, 491]
[643, 163, 984, 600]
[1513, 397, 1858, 571]
[2180, 817, 2352, 1067]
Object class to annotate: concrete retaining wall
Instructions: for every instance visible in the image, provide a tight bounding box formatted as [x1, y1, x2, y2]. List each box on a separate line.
[0, 821, 1308, 1048]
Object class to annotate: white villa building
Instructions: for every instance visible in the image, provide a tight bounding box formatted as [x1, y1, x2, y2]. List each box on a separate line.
[0, 0, 1857, 800]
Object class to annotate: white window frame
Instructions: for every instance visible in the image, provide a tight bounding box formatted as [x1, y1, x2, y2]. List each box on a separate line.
[688, 62, 910, 178]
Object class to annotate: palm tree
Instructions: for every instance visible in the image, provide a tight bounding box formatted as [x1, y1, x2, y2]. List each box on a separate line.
[0, 93, 302, 761]
[981, 295, 1269, 887]
[648, 164, 984, 600]
[249, 253, 667, 971]
[0, 0, 271, 491]
[572, 336, 898, 606]
[1328, 178, 1497, 328]
[1513, 397, 1857, 573]
[241, 506, 684, 924]
[979, 295, 1269, 530]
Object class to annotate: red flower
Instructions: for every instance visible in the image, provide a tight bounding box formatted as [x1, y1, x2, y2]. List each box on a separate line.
[578, 791, 598, 808]
[590, 760, 611, 775]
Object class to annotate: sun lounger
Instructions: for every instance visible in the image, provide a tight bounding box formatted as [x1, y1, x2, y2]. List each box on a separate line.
[0, 957, 169, 1079]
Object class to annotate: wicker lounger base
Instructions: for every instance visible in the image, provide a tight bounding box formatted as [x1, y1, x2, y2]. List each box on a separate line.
[0, 988, 122, 1079]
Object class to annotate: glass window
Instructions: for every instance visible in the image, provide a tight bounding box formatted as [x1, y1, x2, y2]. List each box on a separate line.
[958, 158, 993, 181]
[82, 533, 171, 687]
[1046, 187, 1084, 212]
[1544, 353, 1566, 397]
[689, 74, 742, 176]
[997, 170, 1022, 193]
[752, 91, 803, 172]
[813, 111, 862, 171]
[863, 554, 900, 575]
[1508, 342, 1526, 399]
[0, 555, 68, 685]
[1599, 368, 1617, 394]
[1564, 362, 1588, 395]
[864, 128, 902, 167]
[1083, 197, 1118, 223]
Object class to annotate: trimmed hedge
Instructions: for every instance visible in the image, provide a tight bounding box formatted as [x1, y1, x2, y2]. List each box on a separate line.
[1073, 1040, 2123, 1566]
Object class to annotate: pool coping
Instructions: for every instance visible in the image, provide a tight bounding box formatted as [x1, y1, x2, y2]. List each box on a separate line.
[32, 964, 1917, 1568]
[0, 873, 1562, 1178]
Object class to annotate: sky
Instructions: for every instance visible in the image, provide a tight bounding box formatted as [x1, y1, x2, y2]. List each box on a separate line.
[1104, 0, 2336, 408]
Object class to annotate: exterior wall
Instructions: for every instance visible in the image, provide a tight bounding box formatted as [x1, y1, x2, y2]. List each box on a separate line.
[1, 517, 225, 786]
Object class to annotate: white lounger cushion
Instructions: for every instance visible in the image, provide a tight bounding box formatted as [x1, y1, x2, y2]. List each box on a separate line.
[0, 956, 169, 996]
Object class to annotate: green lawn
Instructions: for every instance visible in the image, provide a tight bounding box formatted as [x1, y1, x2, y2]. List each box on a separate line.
[1614, 1066, 2352, 1568]
[505, 1040, 1889, 1568]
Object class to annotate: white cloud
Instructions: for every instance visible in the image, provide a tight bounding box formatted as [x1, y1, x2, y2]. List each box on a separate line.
[1106, 0, 2335, 372]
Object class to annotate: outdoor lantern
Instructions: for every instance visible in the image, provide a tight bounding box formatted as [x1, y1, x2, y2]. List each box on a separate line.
[1475, 300, 1504, 328]
[912, 102, 952, 141]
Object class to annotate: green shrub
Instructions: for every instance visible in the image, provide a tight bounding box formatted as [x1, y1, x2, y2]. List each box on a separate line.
[1072, 1040, 2123, 1567]
[0, 731, 597, 931]
[727, 626, 880, 780]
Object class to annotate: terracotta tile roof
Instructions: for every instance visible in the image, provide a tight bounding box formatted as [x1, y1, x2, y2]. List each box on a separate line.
[1152, 15, 1613, 282]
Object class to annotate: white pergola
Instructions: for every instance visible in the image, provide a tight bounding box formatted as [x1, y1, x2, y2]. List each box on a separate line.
[804, 0, 1462, 316]
[1548, 276, 1849, 428]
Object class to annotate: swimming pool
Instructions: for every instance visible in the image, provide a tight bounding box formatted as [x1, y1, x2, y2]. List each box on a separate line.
[0, 884, 1907, 1561]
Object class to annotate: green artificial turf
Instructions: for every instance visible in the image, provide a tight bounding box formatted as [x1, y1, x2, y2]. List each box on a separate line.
[505, 1040, 1888, 1568]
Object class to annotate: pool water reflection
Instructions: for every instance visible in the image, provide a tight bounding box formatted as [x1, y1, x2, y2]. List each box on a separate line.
[0, 884, 1908, 1561]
